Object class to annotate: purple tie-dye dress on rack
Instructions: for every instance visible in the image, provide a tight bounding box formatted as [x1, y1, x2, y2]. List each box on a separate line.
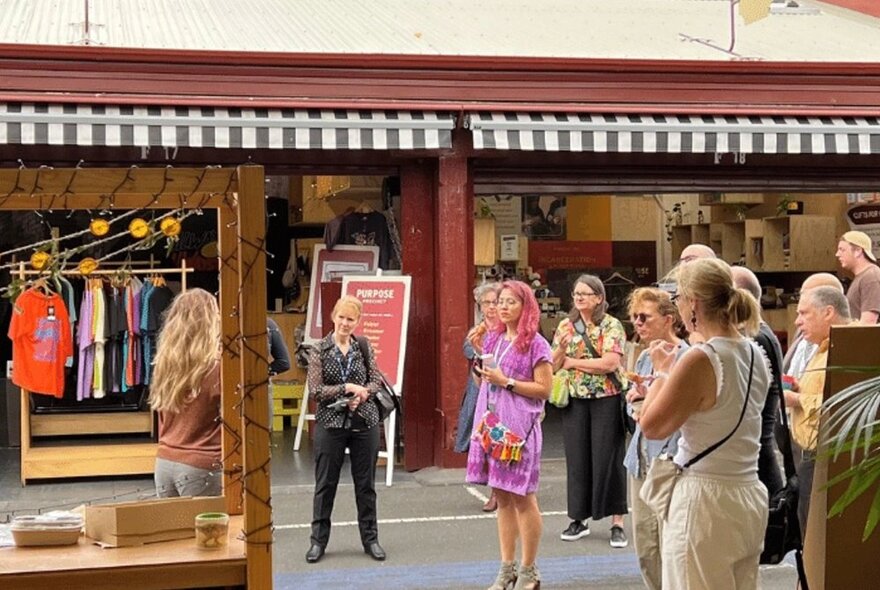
[465, 330, 552, 496]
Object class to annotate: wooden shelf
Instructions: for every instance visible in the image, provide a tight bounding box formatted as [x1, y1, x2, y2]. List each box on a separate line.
[31, 411, 153, 437]
[22, 442, 157, 482]
[762, 215, 836, 271]
[721, 221, 746, 265]
[699, 193, 765, 206]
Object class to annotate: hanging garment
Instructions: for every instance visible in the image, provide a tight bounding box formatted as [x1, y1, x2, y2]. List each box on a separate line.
[339, 211, 394, 269]
[91, 281, 107, 398]
[76, 286, 94, 401]
[58, 276, 77, 368]
[8, 288, 73, 399]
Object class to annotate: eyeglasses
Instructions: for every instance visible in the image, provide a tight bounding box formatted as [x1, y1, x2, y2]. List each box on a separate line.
[631, 313, 654, 324]
[480, 300, 497, 307]
[572, 291, 596, 299]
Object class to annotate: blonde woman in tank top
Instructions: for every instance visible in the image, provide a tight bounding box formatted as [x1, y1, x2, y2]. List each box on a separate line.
[639, 259, 771, 590]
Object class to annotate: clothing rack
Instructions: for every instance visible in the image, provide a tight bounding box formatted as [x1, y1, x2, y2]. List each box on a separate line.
[14, 259, 191, 484]
[17, 260, 192, 290]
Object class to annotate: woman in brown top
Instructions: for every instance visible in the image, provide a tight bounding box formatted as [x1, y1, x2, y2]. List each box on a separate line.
[149, 288, 222, 497]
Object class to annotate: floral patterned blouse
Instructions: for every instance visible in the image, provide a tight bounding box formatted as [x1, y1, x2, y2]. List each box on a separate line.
[551, 314, 628, 400]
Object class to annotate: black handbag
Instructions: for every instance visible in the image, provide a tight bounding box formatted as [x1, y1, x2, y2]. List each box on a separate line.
[574, 319, 634, 435]
[759, 367, 809, 589]
[355, 336, 401, 421]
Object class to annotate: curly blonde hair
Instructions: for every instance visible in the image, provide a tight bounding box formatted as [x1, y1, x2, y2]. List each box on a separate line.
[148, 288, 221, 414]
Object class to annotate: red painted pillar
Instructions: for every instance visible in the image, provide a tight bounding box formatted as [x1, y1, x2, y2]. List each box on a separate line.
[434, 142, 473, 468]
[400, 161, 438, 471]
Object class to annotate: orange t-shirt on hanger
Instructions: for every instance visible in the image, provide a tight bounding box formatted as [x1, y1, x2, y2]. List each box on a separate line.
[8, 288, 73, 398]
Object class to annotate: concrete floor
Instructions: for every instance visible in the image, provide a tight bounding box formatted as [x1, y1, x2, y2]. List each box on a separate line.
[1, 406, 799, 589]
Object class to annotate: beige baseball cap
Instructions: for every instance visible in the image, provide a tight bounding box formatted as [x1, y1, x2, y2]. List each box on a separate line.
[842, 230, 877, 262]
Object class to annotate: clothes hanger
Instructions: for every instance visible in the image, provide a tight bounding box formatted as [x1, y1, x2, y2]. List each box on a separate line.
[31, 276, 51, 295]
[603, 271, 635, 286]
[354, 200, 374, 214]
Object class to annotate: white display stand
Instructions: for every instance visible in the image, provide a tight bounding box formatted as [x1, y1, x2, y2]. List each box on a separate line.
[294, 273, 412, 487]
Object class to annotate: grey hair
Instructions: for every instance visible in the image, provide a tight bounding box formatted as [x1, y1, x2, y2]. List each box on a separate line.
[731, 266, 762, 301]
[804, 286, 851, 320]
[473, 282, 500, 302]
[568, 274, 608, 324]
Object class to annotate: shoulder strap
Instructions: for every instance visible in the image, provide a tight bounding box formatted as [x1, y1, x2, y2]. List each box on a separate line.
[354, 335, 373, 378]
[683, 343, 755, 469]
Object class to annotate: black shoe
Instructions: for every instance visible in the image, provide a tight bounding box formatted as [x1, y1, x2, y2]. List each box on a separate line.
[364, 542, 387, 561]
[305, 543, 325, 563]
[560, 520, 590, 541]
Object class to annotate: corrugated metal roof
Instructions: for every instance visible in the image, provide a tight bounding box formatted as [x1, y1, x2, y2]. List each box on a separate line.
[0, 0, 878, 61]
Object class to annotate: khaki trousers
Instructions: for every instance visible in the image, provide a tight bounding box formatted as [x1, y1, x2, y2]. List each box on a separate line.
[662, 472, 768, 590]
[630, 474, 663, 590]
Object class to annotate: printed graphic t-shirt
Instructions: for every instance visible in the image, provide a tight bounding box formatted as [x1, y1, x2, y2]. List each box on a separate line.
[8, 288, 73, 398]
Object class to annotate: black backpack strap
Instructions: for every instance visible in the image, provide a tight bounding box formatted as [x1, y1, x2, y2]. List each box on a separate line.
[683, 343, 755, 468]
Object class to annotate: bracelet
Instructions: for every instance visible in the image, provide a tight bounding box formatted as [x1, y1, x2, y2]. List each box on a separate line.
[653, 371, 670, 381]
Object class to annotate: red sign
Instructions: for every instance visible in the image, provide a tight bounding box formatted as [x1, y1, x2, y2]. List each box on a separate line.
[342, 276, 412, 392]
[304, 245, 379, 342]
[528, 241, 613, 278]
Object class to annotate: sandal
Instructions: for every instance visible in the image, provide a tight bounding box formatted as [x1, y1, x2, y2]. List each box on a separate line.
[482, 491, 498, 513]
[513, 564, 541, 590]
[487, 560, 517, 590]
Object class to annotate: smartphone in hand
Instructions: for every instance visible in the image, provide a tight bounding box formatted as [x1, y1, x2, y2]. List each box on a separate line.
[480, 353, 497, 370]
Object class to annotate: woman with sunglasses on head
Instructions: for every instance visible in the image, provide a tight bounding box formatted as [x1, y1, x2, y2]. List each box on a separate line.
[622, 288, 689, 590]
[466, 281, 552, 590]
[639, 258, 770, 589]
[551, 274, 630, 549]
[456, 282, 501, 512]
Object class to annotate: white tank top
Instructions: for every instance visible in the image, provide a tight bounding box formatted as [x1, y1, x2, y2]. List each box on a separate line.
[674, 337, 770, 481]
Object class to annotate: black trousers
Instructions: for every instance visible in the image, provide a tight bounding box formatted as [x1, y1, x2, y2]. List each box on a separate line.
[310, 423, 380, 548]
[562, 395, 628, 521]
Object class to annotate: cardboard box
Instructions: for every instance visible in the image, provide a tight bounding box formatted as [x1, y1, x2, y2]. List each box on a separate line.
[85, 496, 226, 547]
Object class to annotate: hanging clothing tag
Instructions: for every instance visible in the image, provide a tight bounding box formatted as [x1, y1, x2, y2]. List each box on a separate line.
[46, 305, 56, 321]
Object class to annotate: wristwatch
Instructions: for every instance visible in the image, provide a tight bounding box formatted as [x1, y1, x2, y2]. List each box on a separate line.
[505, 378, 515, 391]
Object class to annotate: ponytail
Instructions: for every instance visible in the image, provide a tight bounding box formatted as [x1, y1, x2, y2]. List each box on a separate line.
[729, 288, 761, 337]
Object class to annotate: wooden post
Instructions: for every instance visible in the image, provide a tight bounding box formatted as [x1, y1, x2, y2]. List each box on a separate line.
[236, 165, 272, 589]
[218, 198, 244, 515]
[400, 162, 438, 471]
[434, 149, 473, 468]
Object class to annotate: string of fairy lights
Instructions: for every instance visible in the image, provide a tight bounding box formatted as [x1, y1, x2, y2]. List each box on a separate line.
[0, 165, 275, 550]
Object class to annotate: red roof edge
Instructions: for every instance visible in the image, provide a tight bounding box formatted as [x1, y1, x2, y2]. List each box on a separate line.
[2, 42, 880, 75]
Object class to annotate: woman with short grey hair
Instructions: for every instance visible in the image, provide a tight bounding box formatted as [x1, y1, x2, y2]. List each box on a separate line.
[456, 282, 501, 511]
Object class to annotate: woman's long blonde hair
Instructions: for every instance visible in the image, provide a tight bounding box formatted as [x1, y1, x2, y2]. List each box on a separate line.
[148, 288, 221, 413]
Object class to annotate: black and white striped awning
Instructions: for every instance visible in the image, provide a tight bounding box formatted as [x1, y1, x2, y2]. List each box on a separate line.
[0, 103, 455, 150]
[466, 112, 880, 154]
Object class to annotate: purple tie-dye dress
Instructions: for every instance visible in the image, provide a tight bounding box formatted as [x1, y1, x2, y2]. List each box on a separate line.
[465, 330, 552, 496]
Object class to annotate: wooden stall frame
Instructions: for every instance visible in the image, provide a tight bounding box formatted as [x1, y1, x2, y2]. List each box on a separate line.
[0, 166, 271, 589]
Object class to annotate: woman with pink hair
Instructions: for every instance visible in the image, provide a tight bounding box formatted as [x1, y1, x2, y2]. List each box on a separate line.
[466, 280, 553, 590]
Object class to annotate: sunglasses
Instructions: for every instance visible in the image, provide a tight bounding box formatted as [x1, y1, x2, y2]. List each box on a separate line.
[631, 313, 653, 324]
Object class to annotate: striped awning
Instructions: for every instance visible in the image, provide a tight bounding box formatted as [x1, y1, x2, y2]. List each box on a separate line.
[0, 103, 455, 150]
[465, 112, 880, 154]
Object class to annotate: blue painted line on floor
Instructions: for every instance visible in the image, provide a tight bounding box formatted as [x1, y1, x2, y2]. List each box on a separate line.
[274, 553, 642, 589]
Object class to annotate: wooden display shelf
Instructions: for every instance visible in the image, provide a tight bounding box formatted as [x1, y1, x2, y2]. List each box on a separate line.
[31, 411, 153, 437]
[699, 192, 765, 206]
[721, 221, 746, 265]
[745, 219, 764, 270]
[762, 215, 836, 271]
[22, 442, 158, 482]
[0, 515, 246, 590]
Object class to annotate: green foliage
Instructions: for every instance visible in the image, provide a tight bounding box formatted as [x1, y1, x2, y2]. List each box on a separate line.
[821, 373, 880, 540]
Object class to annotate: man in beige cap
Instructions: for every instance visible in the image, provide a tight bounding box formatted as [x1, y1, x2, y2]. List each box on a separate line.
[836, 231, 880, 324]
